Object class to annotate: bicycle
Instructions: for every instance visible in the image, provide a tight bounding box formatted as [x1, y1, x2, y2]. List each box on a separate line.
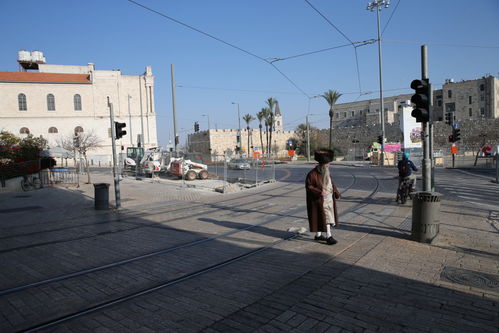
[396, 177, 415, 204]
[21, 174, 42, 191]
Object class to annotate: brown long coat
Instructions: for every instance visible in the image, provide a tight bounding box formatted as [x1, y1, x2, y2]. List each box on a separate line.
[305, 166, 340, 232]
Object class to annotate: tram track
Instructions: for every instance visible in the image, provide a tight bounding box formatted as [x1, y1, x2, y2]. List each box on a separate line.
[4, 171, 382, 332]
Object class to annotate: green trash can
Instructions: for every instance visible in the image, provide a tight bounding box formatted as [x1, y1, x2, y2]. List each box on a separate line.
[411, 191, 442, 243]
[94, 183, 110, 210]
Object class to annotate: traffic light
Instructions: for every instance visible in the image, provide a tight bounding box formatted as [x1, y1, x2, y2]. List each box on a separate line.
[194, 122, 199, 132]
[453, 128, 461, 142]
[448, 135, 454, 143]
[377, 135, 383, 144]
[410, 79, 430, 123]
[114, 122, 127, 139]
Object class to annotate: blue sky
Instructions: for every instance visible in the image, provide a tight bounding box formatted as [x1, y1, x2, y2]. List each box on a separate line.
[1, 0, 498, 146]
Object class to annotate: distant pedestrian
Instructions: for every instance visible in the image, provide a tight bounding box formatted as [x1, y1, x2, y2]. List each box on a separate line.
[305, 149, 340, 245]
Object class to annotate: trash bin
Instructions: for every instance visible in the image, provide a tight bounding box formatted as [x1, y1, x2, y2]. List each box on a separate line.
[411, 192, 442, 243]
[94, 183, 110, 210]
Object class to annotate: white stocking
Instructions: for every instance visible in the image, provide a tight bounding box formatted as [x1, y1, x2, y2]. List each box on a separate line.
[326, 224, 332, 238]
[316, 232, 322, 237]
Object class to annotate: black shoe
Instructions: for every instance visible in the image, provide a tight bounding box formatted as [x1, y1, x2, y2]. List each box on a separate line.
[326, 237, 337, 245]
[314, 235, 327, 241]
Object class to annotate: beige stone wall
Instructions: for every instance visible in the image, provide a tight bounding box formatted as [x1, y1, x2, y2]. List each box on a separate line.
[189, 129, 297, 159]
[0, 64, 158, 163]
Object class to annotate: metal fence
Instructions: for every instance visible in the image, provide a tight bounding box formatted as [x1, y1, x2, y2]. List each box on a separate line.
[122, 152, 277, 191]
[40, 168, 79, 186]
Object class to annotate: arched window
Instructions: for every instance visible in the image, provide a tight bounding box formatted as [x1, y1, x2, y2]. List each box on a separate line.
[48, 127, 58, 134]
[74, 94, 82, 111]
[47, 94, 55, 111]
[18, 93, 27, 111]
[74, 126, 84, 134]
[20, 127, 30, 135]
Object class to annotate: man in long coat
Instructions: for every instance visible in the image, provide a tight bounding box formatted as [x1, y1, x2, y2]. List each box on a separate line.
[305, 149, 340, 245]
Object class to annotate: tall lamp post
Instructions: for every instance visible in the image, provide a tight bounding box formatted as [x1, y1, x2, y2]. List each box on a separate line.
[306, 95, 321, 162]
[231, 102, 242, 157]
[201, 114, 210, 130]
[367, 0, 389, 166]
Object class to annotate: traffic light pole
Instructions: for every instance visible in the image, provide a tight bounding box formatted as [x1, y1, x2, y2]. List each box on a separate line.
[421, 45, 431, 192]
[108, 97, 121, 209]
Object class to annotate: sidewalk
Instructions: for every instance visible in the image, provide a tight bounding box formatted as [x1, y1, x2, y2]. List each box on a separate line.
[0, 173, 497, 332]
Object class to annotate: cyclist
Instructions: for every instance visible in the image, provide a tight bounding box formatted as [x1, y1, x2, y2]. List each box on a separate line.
[396, 152, 418, 202]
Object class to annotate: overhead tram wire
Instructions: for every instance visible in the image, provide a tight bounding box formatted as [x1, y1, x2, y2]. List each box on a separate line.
[304, 0, 365, 96]
[383, 39, 499, 49]
[126, 0, 310, 98]
[381, 0, 401, 36]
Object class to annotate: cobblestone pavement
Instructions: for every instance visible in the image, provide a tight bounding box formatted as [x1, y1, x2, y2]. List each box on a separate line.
[0, 167, 497, 332]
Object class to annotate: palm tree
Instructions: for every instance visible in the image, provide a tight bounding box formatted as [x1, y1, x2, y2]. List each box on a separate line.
[266, 97, 277, 157]
[243, 114, 255, 158]
[321, 90, 342, 149]
[261, 107, 270, 157]
[257, 109, 266, 158]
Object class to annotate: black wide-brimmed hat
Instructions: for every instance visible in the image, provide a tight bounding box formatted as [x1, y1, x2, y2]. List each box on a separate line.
[314, 149, 334, 164]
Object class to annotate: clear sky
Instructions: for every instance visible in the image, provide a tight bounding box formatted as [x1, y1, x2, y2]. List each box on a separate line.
[1, 0, 498, 146]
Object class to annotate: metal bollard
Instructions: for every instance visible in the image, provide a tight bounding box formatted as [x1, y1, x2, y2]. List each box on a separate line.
[94, 183, 110, 210]
[411, 191, 442, 243]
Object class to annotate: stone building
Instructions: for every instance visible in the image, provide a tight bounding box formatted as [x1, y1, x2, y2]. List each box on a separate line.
[189, 102, 294, 159]
[0, 51, 158, 165]
[332, 76, 498, 129]
[440, 76, 498, 122]
[332, 94, 413, 127]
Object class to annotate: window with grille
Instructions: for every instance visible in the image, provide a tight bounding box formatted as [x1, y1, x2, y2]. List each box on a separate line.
[18, 93, 27, 111]
[74, 126, 84, 134]
[47, 94, 55, 111]
[20, 127, 30, 134]
[74, 94, 82, 111]
[48, 127, 58, 134]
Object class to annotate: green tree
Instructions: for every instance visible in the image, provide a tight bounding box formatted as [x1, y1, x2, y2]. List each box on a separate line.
[261, 107, 270, 157]
[242, 114, 255, 158]
[321, 90, 342, 149]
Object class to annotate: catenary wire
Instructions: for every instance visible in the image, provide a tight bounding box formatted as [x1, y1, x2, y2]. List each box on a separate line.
[303, 0, 364, 96]
[381, 0, 401, 36]
[126, 0, 310, 98]
[383, 39, 499, 49]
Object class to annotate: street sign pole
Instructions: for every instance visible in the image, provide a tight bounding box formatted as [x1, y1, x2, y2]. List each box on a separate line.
[108, 97, 121, 209]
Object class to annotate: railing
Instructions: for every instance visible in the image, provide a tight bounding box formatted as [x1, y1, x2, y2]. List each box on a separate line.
[40, 169, 78, 186]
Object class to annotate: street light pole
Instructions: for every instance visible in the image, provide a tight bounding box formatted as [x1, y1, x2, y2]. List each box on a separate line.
[232, 102, 241, 157]
[306, 95, 320, 162]
[367, 0, 389, 166]
[202, 114, 210, 130]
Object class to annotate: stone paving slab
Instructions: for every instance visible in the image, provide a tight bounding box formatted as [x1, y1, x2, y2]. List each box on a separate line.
[1, 169, 498, 332]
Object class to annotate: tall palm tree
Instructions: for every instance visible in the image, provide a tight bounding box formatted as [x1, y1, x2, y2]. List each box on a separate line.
[242, 114, 255, 158]
[265, 97, 277, 157]
[321, 90, 342, 149]
[257, 109, 266, 158]
[261, 107, 270, 157]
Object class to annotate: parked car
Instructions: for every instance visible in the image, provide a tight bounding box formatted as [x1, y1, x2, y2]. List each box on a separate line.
[228, 158, 251, 170]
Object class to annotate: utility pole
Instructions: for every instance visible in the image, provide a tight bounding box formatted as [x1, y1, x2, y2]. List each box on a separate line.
[127, 94, 133, 146]
[171, 64, 179, 152]
[367, 0, 389, 166]
[306, 115, 310, 162]
[108, 97, 121, 209]
[232, 102, 241, 157]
